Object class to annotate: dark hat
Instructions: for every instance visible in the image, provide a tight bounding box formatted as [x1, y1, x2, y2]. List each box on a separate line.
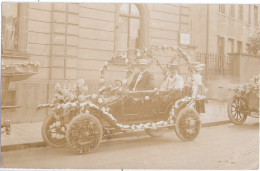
[168, 63, 179, 72]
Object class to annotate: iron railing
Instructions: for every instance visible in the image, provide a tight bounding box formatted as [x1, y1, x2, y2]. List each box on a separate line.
[195, 52, 238, 82]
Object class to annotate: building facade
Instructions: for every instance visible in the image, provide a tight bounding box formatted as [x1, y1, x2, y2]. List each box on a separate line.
[189, 4, 260, 55]
[1, 3, 192, 122]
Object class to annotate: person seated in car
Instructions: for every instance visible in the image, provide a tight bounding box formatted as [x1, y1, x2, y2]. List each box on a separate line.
[160, 64, 184, 91]
[127, 58, 155, 91]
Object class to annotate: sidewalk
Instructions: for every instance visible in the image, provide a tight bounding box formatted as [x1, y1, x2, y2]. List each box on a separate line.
[1, 100, 231, 151]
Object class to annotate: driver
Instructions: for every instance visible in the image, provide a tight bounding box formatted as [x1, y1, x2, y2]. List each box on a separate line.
[127, 58, 155, 91]
[160, 64, 184, 91]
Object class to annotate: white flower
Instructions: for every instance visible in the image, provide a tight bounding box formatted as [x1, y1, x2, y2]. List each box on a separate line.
[98, 98, 103, 104]
[145, 96, 150, 101]
[122, 54, 127, 59]
[61, 104, 66, 109]
[100, 78, 105, 84]
[55, 121, 61, 127]
[77, 79, 85, 88]
[55, 83, 62, 91]
[125, 58, 129, 63]
[81, 86, 88, 93]
[92, 94, 97, 99]
[78, 95, 85, 102]
[57, 104, 61, 109]
[137, 52, 141, 57]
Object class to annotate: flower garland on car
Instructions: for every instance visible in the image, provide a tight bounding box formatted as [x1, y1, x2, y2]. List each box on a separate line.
[232, 75, 259, 97]
[79, 100, 175, 130]
[77, 93, 206, 131]
[38, 79, 90, 118]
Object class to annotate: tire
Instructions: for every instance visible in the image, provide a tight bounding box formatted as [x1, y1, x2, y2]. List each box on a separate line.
[41, 114, 67, 148]
[66, 114, 103, 154]
[145, 128, 164, 137]
[175, 107, 201, 141]
[227, 97, 247, 125]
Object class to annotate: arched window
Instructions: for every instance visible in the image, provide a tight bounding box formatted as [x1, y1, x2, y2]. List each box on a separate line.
[115, 4, 148, 51]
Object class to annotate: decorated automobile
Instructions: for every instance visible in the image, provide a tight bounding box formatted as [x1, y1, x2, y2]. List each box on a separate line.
[39, 45, 207, 154]
[227, 76, 259, 125]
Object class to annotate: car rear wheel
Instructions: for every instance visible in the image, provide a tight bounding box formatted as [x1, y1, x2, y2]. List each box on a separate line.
[66, 114, 103, 154]
[227, 97, 247, 125]
[175, 107, 201, 141]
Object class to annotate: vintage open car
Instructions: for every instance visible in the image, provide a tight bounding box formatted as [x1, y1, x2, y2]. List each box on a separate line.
[39, 45, 206, 154]
[227, 76, 259, 125]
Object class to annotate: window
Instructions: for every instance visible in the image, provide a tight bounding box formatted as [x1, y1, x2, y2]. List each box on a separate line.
[219, 5, 225, 14]
[254, 5, 258, 26]
[218, 36, 225, 54]
[229, 5, 235, 18]
[2, 90, 16, 106]
[238, 5, 243, 21]
[237, 41, 243, 53]
[248, 5, 251, 24]
[246, 43, 250, 54]
[227, 38, 234, 53]
[116, 4, 145, 51]
[2, 3, 28, 55]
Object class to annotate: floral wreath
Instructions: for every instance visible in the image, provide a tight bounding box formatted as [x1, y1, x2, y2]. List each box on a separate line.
[98, 45, 197, 88]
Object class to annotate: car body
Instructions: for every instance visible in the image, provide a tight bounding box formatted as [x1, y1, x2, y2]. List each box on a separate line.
[227, 76, 259, 125]
[40, 45, 207, 154]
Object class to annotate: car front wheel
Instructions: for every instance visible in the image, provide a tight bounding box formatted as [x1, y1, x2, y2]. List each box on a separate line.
[175, 107, 201, 141]
[66, 114, 103, 154]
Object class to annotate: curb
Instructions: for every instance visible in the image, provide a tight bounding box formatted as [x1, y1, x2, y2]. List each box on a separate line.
[1, 120, 231, 152]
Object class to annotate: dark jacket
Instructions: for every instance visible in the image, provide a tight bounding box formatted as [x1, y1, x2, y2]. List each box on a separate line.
[128, 71, 155, 91]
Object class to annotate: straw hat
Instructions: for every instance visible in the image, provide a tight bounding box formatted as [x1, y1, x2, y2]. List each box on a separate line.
[191, 61, 205, 71]
[168, 63, 178, 68]
[138, 58, 150, 65]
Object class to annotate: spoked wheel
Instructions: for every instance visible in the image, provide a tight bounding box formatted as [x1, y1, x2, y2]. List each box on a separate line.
[175, 107, 201, 141]
[66, 114, 103, 154]
[145, 128, 164, 137]
[41, 114, 67, 148]
[227, 97, 247, 125]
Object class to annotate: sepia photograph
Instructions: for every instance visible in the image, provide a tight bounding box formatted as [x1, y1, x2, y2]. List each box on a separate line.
[0, 1, 259, 170]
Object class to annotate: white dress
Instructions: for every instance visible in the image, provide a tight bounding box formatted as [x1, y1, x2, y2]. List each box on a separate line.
[191, 73, 203, 98]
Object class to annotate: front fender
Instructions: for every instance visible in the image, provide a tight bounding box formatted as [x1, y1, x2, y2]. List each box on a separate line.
[175, 100, 193, 115]
[84, 105, 118, 128]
